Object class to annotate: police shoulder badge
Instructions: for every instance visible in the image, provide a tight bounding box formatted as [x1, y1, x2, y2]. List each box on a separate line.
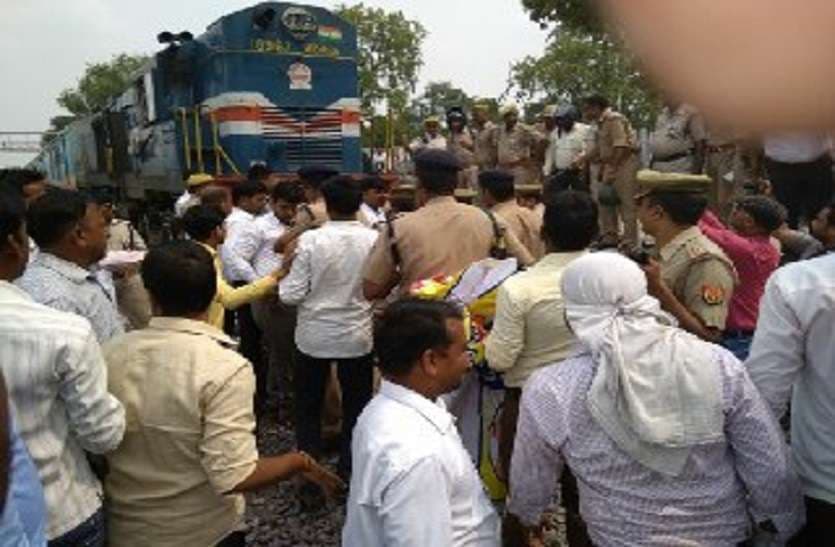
[702, 284, 725, 305]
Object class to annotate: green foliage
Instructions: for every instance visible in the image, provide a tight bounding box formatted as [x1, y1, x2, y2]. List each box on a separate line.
[41, 116, 76, 146]
[363, 114, 411, 148]
[520, 0, 605, 35]
[57, 53, 149, 116]
[409, 81, 473, 121]
[336, 3, 427, 117]
[511, 1, 660, 127]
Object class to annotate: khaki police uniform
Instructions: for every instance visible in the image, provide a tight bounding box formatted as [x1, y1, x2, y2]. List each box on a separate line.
[106, 218, 152, 331]
[659, 226, 737, 330]
[473, 120, 497, 171]
[362, 196, 535, 292]
[704, 126, 740, 219]
[107, 218, 144, 252]
[637, 170, 739, 331]
[448, 130, 478, 190]
[650, 104, 707, 173]
[493, 124, 540, 187]
[592, 108, 640, 246]
[492, 199, 545, 260]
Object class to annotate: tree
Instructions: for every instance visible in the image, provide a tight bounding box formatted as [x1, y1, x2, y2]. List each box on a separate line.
[512, 1, 659, 127]
[402, 81, 477, 137]
[409, 81, 473, 121]
[509, 30, 658, 126]
[41, 115, 76, 146]
[520, 0, 604, 35]
[336, 3, 427, 145]
[57, 53, 149, 116]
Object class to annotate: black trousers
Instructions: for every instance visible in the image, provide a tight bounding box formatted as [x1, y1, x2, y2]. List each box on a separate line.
[227, 284, 266, 413]
[765, 155, 833, 228]
[294, 349, 373, 476]
[546, 168, 588, 195]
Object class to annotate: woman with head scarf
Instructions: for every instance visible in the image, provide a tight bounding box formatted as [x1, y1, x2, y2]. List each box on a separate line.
[506, 252, 804, 546]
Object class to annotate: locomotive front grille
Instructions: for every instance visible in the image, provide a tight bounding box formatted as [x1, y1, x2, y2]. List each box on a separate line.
[261, 106, 343, 171]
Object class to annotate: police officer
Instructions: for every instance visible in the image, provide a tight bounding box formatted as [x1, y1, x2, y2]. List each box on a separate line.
[582, 94, 641, 248]
[492, 104, 540, 186]
[478, 170, 545, 259]
[409, 116, 447, 155]
[703, 126, 741, 220]
[472, 99, 497, 171]
[446, 107, 477, 189]
[634, 170, 737, 342]
[531, 105, 556, 183]
[649, 101, 707, 173]
[362, 149, 535, 299]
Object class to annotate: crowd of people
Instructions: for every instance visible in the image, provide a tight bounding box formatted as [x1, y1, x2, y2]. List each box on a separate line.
[0, 89, 834, 547]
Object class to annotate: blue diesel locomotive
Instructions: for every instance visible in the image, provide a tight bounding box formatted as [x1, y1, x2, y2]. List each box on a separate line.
[32, 3, 361, 200]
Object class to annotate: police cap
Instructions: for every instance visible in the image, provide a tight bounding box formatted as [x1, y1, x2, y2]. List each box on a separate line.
[541, 104, 558, 118]
[635, 170, 712, 198]
[473, 98, 491, 111]
[499, 103, 519, 117]
[187, 172, 214, 188]
[414, 149, 461, 172]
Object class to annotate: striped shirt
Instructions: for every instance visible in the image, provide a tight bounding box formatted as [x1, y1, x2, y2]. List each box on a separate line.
[16, 252, 125, 343]
[0, 281, 125, 539]
[509, 349, 805, 545]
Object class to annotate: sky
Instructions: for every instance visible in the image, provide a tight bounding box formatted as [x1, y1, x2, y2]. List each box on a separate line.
[0, 0, 549, 167]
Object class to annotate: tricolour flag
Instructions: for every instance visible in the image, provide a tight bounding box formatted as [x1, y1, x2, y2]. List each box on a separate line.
[318, 25, 342, 42]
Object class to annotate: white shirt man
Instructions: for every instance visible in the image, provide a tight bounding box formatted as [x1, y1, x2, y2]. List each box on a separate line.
[543, 122, 591, 175]
[279, 220, 378, 357]
[747, 252, 835, 534]
[252, 212, 288, 277]
[221, 207, 261, 283]
[343, 299, 500, 547]
[279, 184, 380, 483]
[0, 281, 125, 541]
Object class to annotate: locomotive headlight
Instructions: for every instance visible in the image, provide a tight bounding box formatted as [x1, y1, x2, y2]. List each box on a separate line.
[253, 8, 276, 30]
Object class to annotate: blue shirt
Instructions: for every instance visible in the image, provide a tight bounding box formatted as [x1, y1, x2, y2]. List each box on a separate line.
[0, 418, 47, 546]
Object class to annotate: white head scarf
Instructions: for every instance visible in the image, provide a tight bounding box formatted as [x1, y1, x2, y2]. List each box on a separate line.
[561, 252, 724, 476]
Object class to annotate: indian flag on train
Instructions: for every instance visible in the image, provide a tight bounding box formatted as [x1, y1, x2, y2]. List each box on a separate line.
[318, 25, 342, 42]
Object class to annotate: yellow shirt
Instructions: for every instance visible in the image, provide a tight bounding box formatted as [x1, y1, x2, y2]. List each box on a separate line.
[485, 251, 585, 388]
[102, 317, 258, 547]
[200, 243, 277, 329]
